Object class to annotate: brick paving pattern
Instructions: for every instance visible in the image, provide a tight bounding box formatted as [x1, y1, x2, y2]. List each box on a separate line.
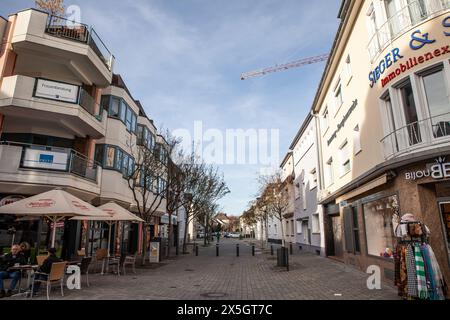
[8, 239, 399, 300]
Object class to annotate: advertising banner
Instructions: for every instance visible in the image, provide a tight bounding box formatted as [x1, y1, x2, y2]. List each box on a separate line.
[34, 79, 79, 103]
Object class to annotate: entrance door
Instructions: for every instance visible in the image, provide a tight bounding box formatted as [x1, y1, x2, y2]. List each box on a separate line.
[439, 203, 450, 265]
[302, 221, 309, 244]
[331, 216, 344, 258]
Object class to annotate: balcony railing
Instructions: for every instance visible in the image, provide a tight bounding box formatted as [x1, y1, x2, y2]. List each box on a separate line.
[78, 88, 102, 121]
[45, 14, 114, 71]
[1, 141, 98, 182]
[368, 0, 450, 62]
[381, 112, 450, 159]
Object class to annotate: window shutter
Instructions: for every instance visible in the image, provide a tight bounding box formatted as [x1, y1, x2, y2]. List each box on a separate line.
[343, 207, 354, 253]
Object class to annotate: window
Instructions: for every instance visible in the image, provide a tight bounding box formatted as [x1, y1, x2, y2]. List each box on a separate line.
[302, 181, 307, 210]
[344, 206, 360, 254]
[322, 107, 329, 134]
[310, 168, 317, 190]
[131, 113, 137, 133]
[345, 55, 352, 83]
[128, 158, 135, 177]
[115, 149, 123, 171]
[325, 157, 334, 186]
[101, 96, 110, 113]
[147, 133, 154, 150]
[398, 79, 421, 145]
[385, 0, 401, 37]
[146, 175, 154, 192]
[126, 107, 133, 132]
[119, 100, 127, 122]
[296, 220, 302, 234]
[291, 219, 295, 236]
[353, 125, 362, 155]
[339, 140, 351, 176]
[407, 0, 428, 25]
[421, 67, 450, 138]
[94, 145, 105, 165]
[286, 220, 289, 236]
[109, 97, 121, 118]
[363, 195, 397, 259]
[122, 153, 129, 177]
[294, 182, 300, 199]
[312, 214, 320, 234]
[106, 146, 116, 168]
[335, 82, 343, 111]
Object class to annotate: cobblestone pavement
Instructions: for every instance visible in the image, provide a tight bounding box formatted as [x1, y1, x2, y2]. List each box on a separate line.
[8, 239, 399, 300]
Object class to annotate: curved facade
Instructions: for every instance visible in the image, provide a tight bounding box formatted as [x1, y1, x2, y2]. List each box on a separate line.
[312, 0, 450, 287]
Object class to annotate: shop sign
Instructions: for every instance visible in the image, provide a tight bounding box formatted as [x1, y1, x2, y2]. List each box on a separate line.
[369, 15, 450, 88]
[405, 157, 450, 181]
[26, 199, 56, 208]
[34, 78, 79, 103]
[0, 195, 26, 207]
[50, 221, 65, 228]
[71, 201, 90, 211]
[22, 148, 69, 171]
[327, 99, 358, 146]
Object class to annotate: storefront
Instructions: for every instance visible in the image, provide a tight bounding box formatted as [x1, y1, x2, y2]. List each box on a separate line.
[330, 156, 450, 289]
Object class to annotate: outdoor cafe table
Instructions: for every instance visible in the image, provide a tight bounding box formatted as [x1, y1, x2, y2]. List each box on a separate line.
[7, 265, 39, 294]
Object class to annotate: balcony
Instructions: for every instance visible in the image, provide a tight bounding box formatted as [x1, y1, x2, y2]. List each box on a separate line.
[0, 142, 101, 200]
[0, 75, 106, 139]
[45, 15, 114, 72]
[381, 112, 450, 159]
[10, 9, 114, 87]
[368, 0, 450, 62]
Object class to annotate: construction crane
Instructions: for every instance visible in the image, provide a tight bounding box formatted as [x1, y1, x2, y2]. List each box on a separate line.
[240, 53, 329, 80]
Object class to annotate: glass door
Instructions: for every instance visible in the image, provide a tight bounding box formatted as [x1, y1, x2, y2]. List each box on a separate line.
[399, 79, 422, 145]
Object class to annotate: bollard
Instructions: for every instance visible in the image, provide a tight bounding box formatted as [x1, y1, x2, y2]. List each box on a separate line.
[286, 247, 290, 272]
[236, 244, 240, 257]
[252, 244, 255, 256]
[270, 245, 274, 256]
[289, 242, 293, 255]
[216, 244, 219, 257]
[195, 244, 199, 256]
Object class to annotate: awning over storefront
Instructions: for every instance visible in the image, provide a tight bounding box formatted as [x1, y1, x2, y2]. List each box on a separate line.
[335, 173, 389, 205]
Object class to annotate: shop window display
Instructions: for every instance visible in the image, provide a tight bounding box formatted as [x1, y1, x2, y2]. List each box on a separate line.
[363, 195, 397, 259]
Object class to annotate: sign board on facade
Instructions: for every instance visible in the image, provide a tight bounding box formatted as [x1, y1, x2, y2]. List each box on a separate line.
[0, 195, 26, 207]
[405, 157, 450, 181]
[369, 16, 450, 88]
[34, 79, 79, 103]
[22, 149, 69, 171]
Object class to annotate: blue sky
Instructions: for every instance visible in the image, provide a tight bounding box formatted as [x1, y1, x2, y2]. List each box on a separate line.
[1, 0, 342, 216]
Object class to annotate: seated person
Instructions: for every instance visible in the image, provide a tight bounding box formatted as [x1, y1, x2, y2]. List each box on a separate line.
[31, 248, 62, 296]
[0, 245, 27, 298]
[19, 242, 31, 263]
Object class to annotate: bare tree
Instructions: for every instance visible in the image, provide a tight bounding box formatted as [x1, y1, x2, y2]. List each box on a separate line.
[181, 157, 230, 253]
[258, 171, 290, 247]
[35, 0, 65, 16]
[126, 138, 169, 265]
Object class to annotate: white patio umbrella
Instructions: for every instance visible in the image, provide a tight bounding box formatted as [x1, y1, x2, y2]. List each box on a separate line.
[0, 189, 110, 248]
[70, 202, 144, 259]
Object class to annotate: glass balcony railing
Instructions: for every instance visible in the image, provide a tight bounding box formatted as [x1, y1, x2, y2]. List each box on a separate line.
[368, 0, 450, 61]
[45, 14, 114, 71]
[380, 112, 450, 159]
[0, 141, 99, 182]
[78, 88, 103, 121]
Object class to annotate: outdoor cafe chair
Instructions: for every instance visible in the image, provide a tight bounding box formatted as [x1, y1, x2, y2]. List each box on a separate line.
[30, 261, 67, 300]
[36, 255, 47, 267]
[79, 257, 92, 287]
[93, 248, 107, 273]
[122, 252, 138, 275]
